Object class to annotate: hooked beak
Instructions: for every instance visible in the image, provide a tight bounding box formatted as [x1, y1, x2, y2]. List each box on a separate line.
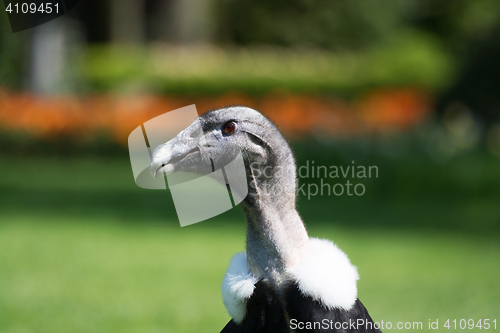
[149, 138, 199, 178]
[149, 120, 203, 178]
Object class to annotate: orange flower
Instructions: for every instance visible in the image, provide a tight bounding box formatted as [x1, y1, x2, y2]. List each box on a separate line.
[0, 87, 432, 147]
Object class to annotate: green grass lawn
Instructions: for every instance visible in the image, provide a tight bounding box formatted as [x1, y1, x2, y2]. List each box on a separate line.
[1, 219, 499, 333]
[1, 153, 499, 332]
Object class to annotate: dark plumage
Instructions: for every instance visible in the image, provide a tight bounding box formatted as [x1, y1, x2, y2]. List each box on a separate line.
[149, 106, 382, 333]
[221, 279, 289, 333]
[285, 284, 382, 333]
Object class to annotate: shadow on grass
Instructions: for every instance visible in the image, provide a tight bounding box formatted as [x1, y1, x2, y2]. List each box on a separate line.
[1, 140, 499, 234]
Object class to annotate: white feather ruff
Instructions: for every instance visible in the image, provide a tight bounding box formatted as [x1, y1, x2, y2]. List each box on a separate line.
[288, 237, 359, 311]
[221, 252, 258, 324]
[221, 238, 359, 323]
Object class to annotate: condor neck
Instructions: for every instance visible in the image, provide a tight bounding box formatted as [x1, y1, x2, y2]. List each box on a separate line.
[242, 162, 309, 284]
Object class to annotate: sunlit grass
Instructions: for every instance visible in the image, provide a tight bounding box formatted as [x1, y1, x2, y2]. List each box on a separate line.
[0, 217, 238, 333]
[1, 218, 499, 333]
[1, 153, 499, 332]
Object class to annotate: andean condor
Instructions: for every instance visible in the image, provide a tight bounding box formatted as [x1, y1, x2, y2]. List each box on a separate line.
[149, 106, 382, 333]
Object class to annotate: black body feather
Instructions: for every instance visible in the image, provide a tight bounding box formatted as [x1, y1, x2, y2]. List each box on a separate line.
[220, 279, 289, 333]
[221, 281, 382, 333]
[285, 282, 382, 332]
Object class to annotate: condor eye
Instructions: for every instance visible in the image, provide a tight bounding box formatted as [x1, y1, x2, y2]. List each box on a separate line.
[222, 121, 237, 135]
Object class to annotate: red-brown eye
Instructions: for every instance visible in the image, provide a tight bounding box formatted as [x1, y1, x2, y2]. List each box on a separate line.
[222, 121, 237, 135]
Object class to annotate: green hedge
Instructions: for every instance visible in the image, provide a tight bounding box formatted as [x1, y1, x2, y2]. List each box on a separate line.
[83, 29, 454, 97]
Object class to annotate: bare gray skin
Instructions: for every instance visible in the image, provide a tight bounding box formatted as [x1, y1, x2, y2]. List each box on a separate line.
[149, 106, 310, 286]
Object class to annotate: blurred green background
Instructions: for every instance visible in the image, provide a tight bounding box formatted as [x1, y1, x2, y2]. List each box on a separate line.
[1, 1, 500, 332]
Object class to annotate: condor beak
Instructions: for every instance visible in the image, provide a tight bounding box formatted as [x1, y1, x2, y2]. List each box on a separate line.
[149, 123, 201, 178]
[149, 143, 176, 178]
